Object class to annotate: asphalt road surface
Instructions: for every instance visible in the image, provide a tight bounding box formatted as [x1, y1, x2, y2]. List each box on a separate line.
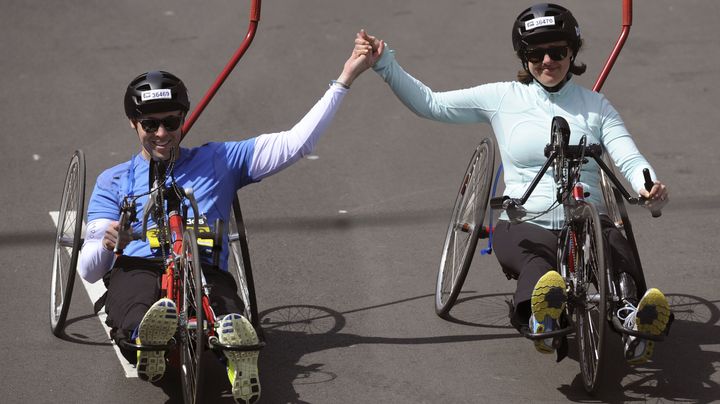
[2, 0, 719, 403]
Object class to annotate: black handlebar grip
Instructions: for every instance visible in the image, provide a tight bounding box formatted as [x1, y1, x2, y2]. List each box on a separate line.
[643, 168, 662, 218]
[490, 196, 508, 210]
[114, 212, 127, 255]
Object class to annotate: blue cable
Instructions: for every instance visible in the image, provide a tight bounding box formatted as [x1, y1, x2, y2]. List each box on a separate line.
[481, 163, 503, 256]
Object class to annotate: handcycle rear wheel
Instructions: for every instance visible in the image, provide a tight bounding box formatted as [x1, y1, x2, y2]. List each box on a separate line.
[180, 229, 205, 404]
[435, 138, 495, 318]
[570, 203, 608, 394]
[228, 196, 262, 338]
[601, 178, 648, 293]
[50, 150, 86, 336]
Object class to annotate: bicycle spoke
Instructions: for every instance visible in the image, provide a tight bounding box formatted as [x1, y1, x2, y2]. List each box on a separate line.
[436, 139, 494, 316]
[180, 230, 204, 404]
[50, 150, 85, 336]
[573, 204, 607, 393]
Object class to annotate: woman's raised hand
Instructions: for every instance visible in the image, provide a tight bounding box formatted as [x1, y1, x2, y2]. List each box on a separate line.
[354, 29, 384, 66]
[336, 29, 385, 88]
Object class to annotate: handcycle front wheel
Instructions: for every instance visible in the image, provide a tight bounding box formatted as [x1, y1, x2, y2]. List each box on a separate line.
[435, 138, 495, 318]
[50, 150, 86, 337]
[568, 202, 608, 394]
[179, 229, 205, 404]
[228, 195, 262, 338]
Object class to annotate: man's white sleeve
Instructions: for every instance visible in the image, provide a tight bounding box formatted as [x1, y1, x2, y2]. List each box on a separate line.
[77, 218, 116, 283]
[249, 84, 348, 180]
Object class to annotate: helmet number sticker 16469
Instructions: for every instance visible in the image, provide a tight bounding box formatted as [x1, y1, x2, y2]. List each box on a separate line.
[141, 89, 172, 101]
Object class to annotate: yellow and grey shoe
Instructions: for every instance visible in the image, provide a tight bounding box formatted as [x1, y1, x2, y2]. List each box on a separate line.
[136, 298, 178, 382]
[625, 288, 670, 365]
[530, 270, 567, 354]
[219, 313, 261, 404]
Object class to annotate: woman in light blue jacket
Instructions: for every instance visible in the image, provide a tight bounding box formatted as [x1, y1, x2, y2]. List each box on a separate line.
[355, 3, 670, 364]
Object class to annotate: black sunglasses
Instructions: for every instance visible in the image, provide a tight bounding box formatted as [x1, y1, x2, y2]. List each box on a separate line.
[137, 116, 183, 133]
[524, 46, 569, 63]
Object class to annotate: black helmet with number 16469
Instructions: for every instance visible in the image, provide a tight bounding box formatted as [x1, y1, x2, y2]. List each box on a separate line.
[124, 70, 190, 119]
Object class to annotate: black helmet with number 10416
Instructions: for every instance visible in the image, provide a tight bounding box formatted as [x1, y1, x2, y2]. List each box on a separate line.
[124, 70, 190, 119]
[512, 3, 582, 57]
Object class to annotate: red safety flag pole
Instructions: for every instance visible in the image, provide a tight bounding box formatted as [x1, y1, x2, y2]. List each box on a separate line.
[593, 0, 632, 92]
[181, 0, 262, 140]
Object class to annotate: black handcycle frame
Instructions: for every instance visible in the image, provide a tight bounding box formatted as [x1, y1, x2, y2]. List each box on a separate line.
[435, 116, 668, 393]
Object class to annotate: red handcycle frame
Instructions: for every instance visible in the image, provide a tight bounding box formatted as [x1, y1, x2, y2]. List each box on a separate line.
[114, 173, 264, 404]
[50, 5, 267, 401]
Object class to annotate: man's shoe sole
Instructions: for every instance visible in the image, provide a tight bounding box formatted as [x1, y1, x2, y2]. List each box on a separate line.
[136, 298, 178, 382]
[219, 314, 261, 404]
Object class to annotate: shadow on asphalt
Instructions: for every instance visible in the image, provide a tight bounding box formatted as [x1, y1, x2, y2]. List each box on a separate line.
[255, 293, 518, 403]
[254, 292, 720, 404]
[556, 293, 720, 403]
[56, 313, 113, 346]
[54, 292, 719, 403]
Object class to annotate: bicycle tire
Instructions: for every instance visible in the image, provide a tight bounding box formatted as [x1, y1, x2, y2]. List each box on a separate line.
[435, 138, 495, 318]
[598, 167, 648, 293]
[551, 116, 570, 184]
[228, 196, 262, 338]
[50, 150, 86, 336]
[180, 229, 204, 404]
[572, 203, 607, 394]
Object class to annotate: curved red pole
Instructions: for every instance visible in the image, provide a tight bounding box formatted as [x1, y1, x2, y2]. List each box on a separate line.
[593, 0, 632, 92]
[181, 0, 262, 139]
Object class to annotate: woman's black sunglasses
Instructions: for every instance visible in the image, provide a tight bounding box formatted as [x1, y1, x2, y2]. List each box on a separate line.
[137, 116, 183, 133]
[524, 46, 569, 63]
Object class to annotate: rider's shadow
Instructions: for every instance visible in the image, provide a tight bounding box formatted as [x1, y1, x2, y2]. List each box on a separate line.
[250, 293, 519, 404]
[557, 293, 720, 403]
[139, 292, 515, 403]
[59, 292, 719, 403]
[250, 293, 719, 404]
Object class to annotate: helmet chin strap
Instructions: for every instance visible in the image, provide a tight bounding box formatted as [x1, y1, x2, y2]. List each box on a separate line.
[538, 74, 571, 93]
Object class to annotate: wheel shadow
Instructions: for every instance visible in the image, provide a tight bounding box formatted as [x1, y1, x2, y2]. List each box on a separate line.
[439, 292, 516, 329]
[54, 313, 113, 346]
[56, 292, 718, 402]
[90, 292, 520, 403]
[556, 293, 720, 403]
[448, 291, 720, 402]
[254, 293, 520, 403]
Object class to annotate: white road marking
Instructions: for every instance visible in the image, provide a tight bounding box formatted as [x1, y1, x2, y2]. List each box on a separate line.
[49, 211, 138, 378]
